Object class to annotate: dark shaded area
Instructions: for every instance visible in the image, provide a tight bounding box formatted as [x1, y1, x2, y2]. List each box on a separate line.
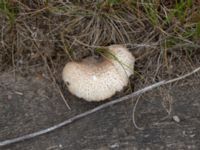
[0, 72, 200, 150]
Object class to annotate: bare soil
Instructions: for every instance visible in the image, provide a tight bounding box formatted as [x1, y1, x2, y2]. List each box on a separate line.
[0, 71, 200, 150]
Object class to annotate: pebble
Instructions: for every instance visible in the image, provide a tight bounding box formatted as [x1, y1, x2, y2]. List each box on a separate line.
[173, 115, 180, 123]
[7, 94, 12, 100]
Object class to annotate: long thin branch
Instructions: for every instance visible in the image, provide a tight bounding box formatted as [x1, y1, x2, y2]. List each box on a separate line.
[73, 37, 158, 49]
[0, 66, 200, 147]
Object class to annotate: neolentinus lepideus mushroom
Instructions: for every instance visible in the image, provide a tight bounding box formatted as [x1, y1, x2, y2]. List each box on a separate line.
[62, 45, 135, 102]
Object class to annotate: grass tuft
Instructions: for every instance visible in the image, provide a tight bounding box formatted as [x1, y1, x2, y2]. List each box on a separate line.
[0, 0, 18, 26]
[0, 0, 199, 86]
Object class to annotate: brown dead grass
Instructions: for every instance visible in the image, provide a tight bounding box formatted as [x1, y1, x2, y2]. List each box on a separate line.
[0, 0, 200, 87]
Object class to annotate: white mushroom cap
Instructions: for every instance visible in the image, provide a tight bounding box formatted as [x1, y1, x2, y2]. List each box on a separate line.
[62, 45, 135, 102]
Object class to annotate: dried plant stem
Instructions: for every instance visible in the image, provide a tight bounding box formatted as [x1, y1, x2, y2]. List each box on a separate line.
[0, 66, 200, 147]
[73, 38, 159, 49]
[132, 96, 144, 130]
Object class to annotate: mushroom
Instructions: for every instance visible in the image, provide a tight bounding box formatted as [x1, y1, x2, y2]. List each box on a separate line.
[62, 45, 135, 102]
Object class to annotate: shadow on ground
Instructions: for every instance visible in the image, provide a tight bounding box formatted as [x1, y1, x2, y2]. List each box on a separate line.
[0, 72, 200, 150]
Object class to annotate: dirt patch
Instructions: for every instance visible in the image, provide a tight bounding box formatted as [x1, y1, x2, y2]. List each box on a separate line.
[0, 72, 200, 150]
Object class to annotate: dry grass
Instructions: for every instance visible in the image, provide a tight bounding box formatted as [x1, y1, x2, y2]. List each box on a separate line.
[0, 0, 200, 86]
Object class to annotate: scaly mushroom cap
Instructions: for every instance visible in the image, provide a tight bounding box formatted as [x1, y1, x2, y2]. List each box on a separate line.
[62, 45, 135, 101]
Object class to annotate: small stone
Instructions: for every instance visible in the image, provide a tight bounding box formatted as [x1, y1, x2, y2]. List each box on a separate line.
[110, 143, 119, 149]
[7, 94, 12, 100]
[59, 144, 63, 148]
[173, 115, 180, 123]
